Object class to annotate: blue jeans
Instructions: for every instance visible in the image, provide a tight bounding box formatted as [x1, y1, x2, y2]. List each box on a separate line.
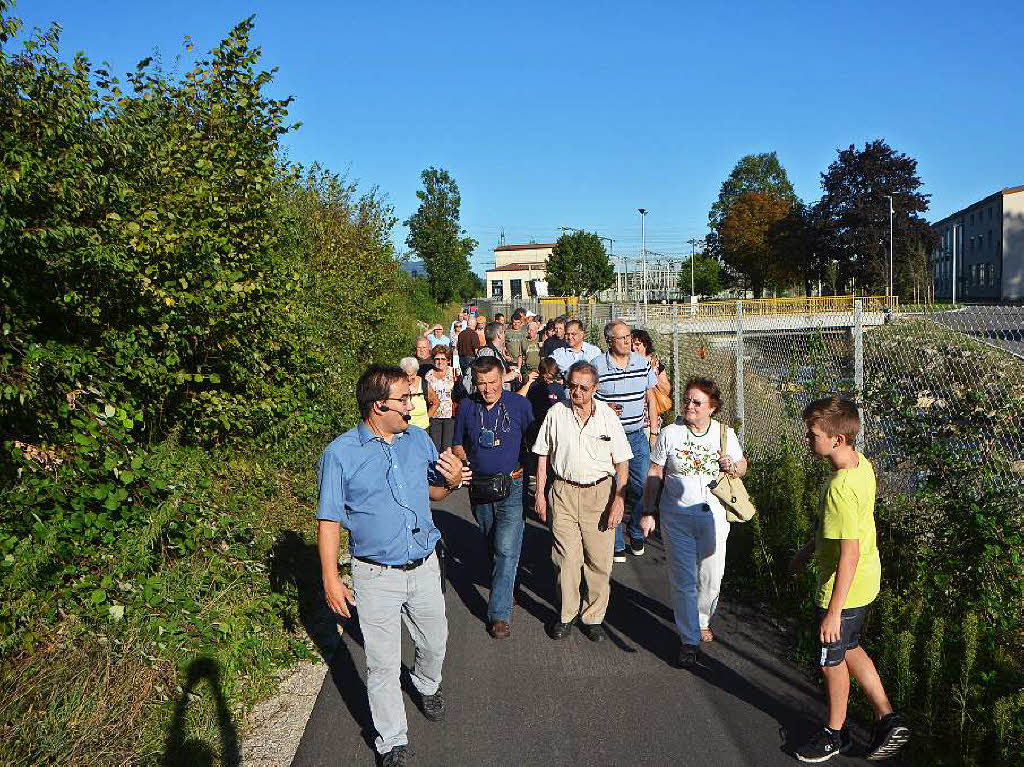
[662, 510, 718, 646]
[614, 429, 650, 551]
[471, 477, 525, 622]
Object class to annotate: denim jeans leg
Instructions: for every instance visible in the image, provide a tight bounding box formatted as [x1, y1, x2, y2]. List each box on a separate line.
[350, 559, 409, 754]
[474, 479, 524, 622]
[616, 429, 650, 549]
[661, 512, 704, 646]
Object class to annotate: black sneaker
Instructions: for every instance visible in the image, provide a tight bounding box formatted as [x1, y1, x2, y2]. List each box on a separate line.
[420, 686, 445, 722]
[866, 713, 910, 760]
[628, 537, 645, 556]
[676, 643, 699, 669]
[794, 726, 852, 762]
[613, 549, 627, 563]
[381, 744, 410, 766]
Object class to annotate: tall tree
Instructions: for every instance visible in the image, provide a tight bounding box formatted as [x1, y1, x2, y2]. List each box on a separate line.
[816, 140, 937, 295]
[706, 152, 801, 294]
[404, 167, 477, 305]
[545, 231, 614, 296]
[718, 192, 794, 298]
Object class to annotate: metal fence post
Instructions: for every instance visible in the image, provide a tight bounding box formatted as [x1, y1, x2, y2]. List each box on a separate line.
[735, 300, 745, 442]
[854, 299, 865, 451]
[672, 304, 680, 410]
[635, 300, 642, 327]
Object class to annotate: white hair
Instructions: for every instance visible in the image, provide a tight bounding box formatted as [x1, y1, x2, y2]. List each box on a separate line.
[399, 357, 419, 375]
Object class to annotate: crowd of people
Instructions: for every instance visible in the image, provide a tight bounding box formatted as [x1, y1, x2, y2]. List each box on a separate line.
[315, 307, 910, 766]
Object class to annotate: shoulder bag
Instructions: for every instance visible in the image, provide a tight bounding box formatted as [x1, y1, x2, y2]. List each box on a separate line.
[708, 421, 756, 523]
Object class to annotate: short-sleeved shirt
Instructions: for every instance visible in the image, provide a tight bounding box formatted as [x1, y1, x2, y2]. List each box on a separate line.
[523, 338, 542, 370]
[551, 342, 601, 375]
[532, 400, 633, 484]
[316, 423, 444, 565]
[593, 351, 659, 434]
[650, 421, 743, 519]
[457, 328, 482, 357]
[814, 454, 881, 609]
[505, 327, 527, 361]
[453, 391, 534, 476]
[428, 334, 451, 348]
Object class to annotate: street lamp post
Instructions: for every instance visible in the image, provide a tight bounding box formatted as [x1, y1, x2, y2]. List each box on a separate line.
[884, 195, 894, 300]
[638, 208, 648, 310]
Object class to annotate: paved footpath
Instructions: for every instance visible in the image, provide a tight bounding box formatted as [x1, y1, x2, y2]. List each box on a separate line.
[292, 490, 873, 766]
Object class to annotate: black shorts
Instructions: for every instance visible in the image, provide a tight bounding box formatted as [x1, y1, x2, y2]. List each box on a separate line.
[816, 605, 870, 667]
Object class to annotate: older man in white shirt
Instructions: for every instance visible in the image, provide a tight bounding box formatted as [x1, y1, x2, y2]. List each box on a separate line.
[532, 360, 632, 642]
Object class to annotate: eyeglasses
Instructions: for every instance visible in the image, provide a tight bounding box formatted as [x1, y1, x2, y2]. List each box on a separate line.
[609, 334, 631, 341]
[568, 383, 594, 391]
[681, 397, 709, 407]
[384, 395, 412, 405]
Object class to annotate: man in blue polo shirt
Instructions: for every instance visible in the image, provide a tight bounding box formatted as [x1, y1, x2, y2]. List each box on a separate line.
[452, 356, 535, 640]
[551, 318, 601, 376]
[317, 364, 466, 767]
[592, 320, 660, 562]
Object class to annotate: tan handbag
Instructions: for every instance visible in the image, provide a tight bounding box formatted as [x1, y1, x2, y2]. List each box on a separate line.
[652, 385, 674, 415]
[709, 421, 755, 523]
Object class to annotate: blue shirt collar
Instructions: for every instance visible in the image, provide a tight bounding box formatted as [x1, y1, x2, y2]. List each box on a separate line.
[356, 421, 409, 446]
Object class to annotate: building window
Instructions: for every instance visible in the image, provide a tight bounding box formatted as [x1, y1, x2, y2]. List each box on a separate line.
[509, 279, 522, 299]
[491, 280, 503, 299]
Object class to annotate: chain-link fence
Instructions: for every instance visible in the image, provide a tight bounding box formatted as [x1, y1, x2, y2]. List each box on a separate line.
[627, 300, 1024, 490]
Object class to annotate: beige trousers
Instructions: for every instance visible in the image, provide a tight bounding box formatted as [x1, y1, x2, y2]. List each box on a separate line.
[550, 478, 615, 624]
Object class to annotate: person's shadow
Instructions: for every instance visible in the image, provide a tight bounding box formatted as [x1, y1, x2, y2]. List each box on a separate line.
[162, 656, 239, 766]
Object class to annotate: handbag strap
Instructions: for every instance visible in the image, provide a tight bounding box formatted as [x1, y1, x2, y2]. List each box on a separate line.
[717, 419, 727, 456]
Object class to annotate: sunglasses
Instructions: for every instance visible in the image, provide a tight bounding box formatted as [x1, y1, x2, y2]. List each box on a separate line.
[681, 397, 709, 407]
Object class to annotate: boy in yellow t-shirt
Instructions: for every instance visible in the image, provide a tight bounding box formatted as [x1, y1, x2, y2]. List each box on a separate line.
[790, 397, 910, 763]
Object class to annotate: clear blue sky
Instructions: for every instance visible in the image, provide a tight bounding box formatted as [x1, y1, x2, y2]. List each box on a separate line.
[11, 1, 1024, 275]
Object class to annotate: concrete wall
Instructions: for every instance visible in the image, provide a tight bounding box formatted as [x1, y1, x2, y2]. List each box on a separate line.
[494, 245, 553, 269]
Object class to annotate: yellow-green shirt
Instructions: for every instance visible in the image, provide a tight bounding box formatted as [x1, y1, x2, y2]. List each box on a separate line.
[814, 453, 881, 609]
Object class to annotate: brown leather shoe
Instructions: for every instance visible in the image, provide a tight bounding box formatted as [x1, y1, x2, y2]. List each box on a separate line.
[489, 620, 511, 639]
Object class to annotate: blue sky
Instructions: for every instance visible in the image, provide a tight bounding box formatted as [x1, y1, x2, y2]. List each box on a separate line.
[11, 1, 1024, 275]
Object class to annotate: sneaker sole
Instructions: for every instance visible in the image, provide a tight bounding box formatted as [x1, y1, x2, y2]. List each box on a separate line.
[866, 725, 910, 760]
[612, 553, 627, 563]
[629, 547, 645, 556]
[795, 750, 840, 763]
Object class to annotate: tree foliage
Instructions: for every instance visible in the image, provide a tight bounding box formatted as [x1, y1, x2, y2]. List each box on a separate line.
[0, 7, 426, 697]
[816, 140, 937, 294]
[403, 167, 477, 305]
[678, 252, 726, 297]
[718, 192, 796, 297]
[707, 152, 800, 296]
[545, 230, 615, 296]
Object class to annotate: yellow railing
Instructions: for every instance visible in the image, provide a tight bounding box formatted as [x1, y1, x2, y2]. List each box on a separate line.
[678, 294, 897, 319]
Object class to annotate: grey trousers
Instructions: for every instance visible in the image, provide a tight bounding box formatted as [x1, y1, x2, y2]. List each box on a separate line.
[351, 552, 448, 754]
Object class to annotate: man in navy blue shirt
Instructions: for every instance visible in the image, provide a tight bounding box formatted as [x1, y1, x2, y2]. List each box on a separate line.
[452, 356, 535, 639]
[317, 364, 465, 766]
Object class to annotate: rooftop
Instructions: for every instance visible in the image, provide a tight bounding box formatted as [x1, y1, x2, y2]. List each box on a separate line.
[494, 243, 557, 252]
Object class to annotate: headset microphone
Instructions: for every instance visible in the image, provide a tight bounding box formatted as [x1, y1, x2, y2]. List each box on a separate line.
[378, 403, 412, 422]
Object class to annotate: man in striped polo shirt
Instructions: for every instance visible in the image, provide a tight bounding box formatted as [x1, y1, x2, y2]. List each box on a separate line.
[592, 320, 660, 562]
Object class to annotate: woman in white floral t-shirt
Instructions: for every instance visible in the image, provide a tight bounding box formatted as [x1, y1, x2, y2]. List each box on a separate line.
[640, 377, 747, 668]
[425, 347, 458, 451]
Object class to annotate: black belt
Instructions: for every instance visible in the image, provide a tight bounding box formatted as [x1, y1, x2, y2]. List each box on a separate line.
[555, 474, 611, 488]
[354, 553, 429, 571]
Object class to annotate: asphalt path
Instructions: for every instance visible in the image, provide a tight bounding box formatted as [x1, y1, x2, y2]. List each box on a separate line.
[291, 491, 876, 767]
[926, 305, 1024, 358]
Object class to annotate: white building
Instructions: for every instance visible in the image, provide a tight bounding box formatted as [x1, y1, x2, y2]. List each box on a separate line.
[485, 243, 555, 300]
[931, 185, 1024, 302]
